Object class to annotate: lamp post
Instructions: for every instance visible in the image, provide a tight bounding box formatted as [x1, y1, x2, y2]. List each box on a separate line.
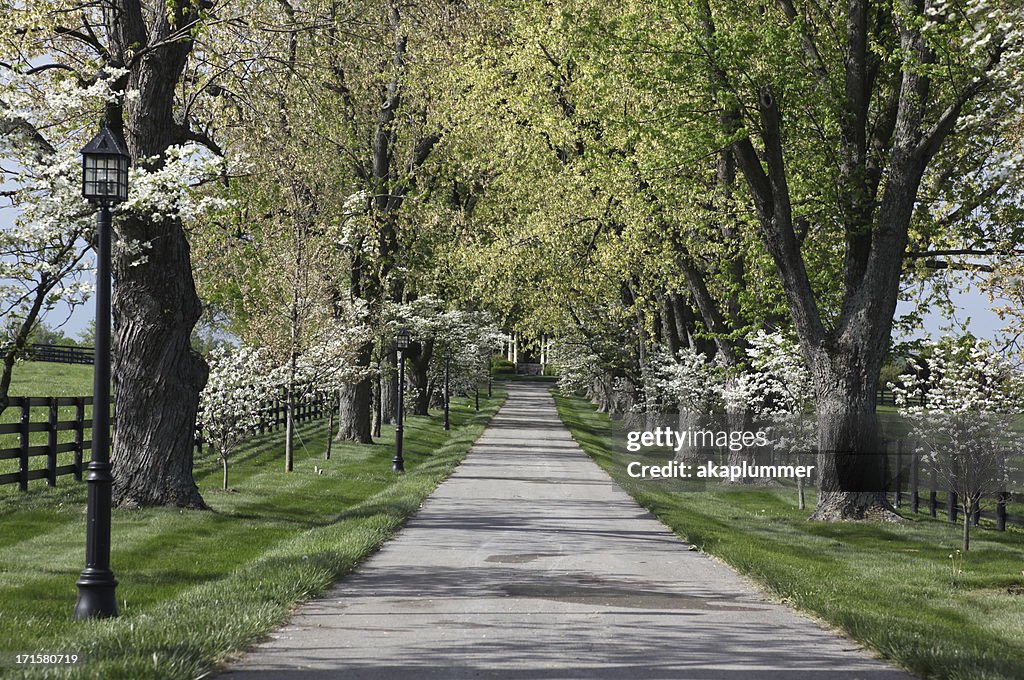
[393, 328, 410, 472]
[443, 348, 450, 431]
[74, 126, 130, 620]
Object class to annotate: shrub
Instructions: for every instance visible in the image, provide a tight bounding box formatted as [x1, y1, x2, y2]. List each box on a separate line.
[492, 358, 515, 375]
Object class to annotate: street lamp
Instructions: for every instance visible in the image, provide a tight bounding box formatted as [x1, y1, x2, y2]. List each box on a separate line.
[394, 328, 410, 472]
[74, 126, 130, 620]
[443, 348, 450, 431]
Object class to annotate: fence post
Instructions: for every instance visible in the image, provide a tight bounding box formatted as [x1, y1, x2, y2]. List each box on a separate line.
[74, 397, 84, 481]
[909, 444, 919, 514]
[948, 491, 958, 523]
[18, 400, 30, 491]
[929, 459, 938, 517]
[893, 440, 902, 508]
[47, 397, 58, 486]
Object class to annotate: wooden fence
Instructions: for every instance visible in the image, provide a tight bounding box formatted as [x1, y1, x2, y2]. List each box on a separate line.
[0, 396, 98, 490]
[2, 390, 329, 491]
[885, 440, 1021, 531]
[192, 390, 329, 457]
[875, 388, 926, 407]
[20, 344, 97, 365]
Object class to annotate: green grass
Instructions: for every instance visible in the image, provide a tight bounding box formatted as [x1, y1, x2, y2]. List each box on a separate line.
[5, 362, 95, 398]
[554, 389, 1024, 680]
[0, 389, 506, 679]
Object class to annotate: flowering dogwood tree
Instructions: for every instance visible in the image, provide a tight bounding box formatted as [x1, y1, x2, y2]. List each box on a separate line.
[727, 331, 816, 506]
[893, 338, 1024, 550]
[388, 297, 504, 416]
[643, 347, 723, 416]
[0, 0, 246, 507]
[198, 345, 278, 491]
[295, 319, 372, 461]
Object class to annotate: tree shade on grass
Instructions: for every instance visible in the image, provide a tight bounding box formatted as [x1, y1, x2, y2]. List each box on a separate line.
[554, 389, 1024, 680]
[0, 391, 504, 680]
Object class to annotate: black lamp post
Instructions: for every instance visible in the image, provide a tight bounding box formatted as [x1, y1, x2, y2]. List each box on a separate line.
[74, 127, 130, 620]
[443, 348, 451, 431]
[393, 328, 410, 472]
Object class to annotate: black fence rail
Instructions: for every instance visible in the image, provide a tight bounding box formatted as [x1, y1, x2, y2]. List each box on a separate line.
[0, 396, 101, 490]
[2, 389, 329, 491]
[875, 388, 926, 407]
[20, 344, 97, 365]
[193, 390, 329, 457]
[884, 440, 1021, 531]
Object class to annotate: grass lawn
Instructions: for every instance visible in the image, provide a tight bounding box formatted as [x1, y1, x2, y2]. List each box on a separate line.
[554, 389, 1024, 680]
[0, 387, 505, 679]
[4, 362, 95, 398]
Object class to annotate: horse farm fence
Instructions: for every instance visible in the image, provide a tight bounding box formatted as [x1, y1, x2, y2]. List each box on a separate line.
[0, 390, 328, 491]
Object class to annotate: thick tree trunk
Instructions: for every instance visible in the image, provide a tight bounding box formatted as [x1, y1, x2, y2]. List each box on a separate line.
[381, 350, 397, 424]
[111, 221, 208, 508]
[107, 0, 209, 509]
[725, 381, 756, 484]
[409, 339, 434, 416]
[336, 341, 373, 443]
[808, 352, 896, 521]
[371, 369, 382, 439]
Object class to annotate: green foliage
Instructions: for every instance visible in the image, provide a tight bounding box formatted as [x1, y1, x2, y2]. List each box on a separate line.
[491, 358, 515, 375]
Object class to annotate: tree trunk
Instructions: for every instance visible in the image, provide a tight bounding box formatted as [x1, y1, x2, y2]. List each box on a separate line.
[409, 339, 434, 416]
[284, 386, 295, 472]
[372, 368, 382, 439]
[808, 353, 896, 521]
[106, 0, 209, 509]
[336, 341, 373, 443]
[324, 405, 334, 460]
[381, 349, 397, 424]
[725, 385, 756, 484]
[111, 221, 208, 509]
[962, 498, 973, 552]
[0, 273, 52, 412]
[222, 456, 228, 491]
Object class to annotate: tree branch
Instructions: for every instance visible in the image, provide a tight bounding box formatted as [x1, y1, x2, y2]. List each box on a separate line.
[914, 48, 1002, 165]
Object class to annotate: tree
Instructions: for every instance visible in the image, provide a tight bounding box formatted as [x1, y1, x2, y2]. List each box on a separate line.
[0, 3, 234, 509]
[566, 0, 1024, 519]
[0, 78, 97, 409]
[727, 330, 816, 505]
[198, 344, 277, 491]
[0, 0, 240, 507]
[894, 337, 1022, 551]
